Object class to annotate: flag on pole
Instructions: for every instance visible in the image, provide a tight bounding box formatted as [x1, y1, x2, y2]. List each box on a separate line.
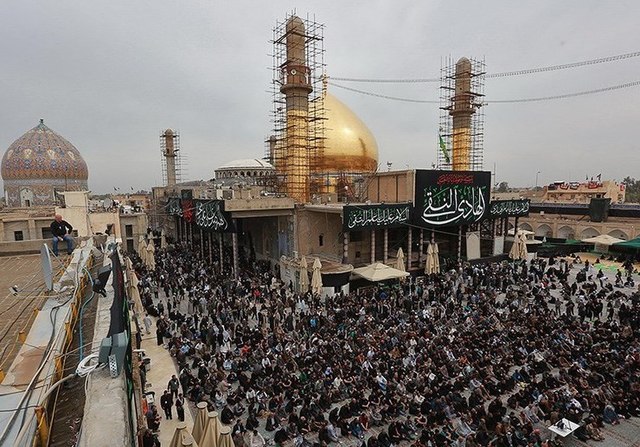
[439, 133, 450, 164]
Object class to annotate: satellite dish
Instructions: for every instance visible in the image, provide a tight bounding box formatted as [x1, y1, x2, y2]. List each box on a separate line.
[41, 244, 54, 291]
[104, 198, 113, 208]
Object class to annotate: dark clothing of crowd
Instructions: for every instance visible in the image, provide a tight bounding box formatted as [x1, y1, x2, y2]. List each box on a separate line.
[133, 244, 640, 447]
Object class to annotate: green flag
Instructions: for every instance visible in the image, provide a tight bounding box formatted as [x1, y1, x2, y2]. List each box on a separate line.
[439, 133, 450, 164]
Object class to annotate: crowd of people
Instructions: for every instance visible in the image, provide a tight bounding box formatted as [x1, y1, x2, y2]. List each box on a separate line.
[134, 242, 639, 447]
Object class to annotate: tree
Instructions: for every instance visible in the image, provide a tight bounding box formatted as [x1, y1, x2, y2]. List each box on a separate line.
[496, 181, 509, 193]
[623, 177, 640, 203]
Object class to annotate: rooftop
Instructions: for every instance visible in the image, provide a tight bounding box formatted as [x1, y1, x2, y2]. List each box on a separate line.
[0, 255, 49, 373]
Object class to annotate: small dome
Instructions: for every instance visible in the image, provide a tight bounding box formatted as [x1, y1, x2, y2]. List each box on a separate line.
[1, 120, 89, 182]
[318, 93, 378, 173]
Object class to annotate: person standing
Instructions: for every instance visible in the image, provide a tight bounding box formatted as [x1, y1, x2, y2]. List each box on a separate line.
[143, 313, 153, 335]
[167, 374, 180, 399]
[175, 393, 185, 422]
[50, 214, 74, 256]
[160, 390, 173, 420]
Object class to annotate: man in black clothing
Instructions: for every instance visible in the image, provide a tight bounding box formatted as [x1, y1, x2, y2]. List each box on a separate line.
[167, 374, 180, 399]
[50, 214, 74, 256]
[160, 390, 173, 420]
[175, 393, 185, 422]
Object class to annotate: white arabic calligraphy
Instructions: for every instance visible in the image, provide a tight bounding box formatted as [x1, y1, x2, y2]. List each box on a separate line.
[421, 186, 487, 225]
[489, 200, 530, 217]
[347, 206, 410, 229]
[167, 199, 183, 217]
[196, 201, 228, 231]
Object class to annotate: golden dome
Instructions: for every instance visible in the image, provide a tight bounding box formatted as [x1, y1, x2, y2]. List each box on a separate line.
[317, 92, 378, 173]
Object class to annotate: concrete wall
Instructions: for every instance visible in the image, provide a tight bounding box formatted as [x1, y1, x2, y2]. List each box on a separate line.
[345, 229, 372, 266]
[226, 197, 295, 211]
[296, 209, 342, 261]
[365, 170, 414, 203]
[120, 214, 149, 253]
[0, 237, 92, 256]
[88, 212, 121, 238]
[2, 220, 30, 241]
[520, 214, 639, 240]
[1, 218, 51, 241]
[79, 254, 131, 447]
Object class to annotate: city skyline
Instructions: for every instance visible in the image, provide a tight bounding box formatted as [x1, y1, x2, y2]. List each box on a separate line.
[1, 0, 639, 194]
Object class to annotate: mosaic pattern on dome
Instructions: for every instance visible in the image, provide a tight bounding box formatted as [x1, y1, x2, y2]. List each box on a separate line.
[1, 120, 89, 181]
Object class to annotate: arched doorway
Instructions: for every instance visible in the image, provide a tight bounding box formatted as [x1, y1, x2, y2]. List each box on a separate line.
[608, 229, 629, 240]
[535, 224, 552, 238]
[557, 225, 575, 240]
[580, 227, 600, 240]
[519, 222, 533, 232]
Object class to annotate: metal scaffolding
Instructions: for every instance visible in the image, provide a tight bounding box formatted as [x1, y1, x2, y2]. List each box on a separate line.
[265, 12, 326, 202]
[438, 57, 485, 171]
[160, 129, 184, 186]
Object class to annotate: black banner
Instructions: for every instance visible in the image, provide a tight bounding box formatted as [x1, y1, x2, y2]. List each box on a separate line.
[414, 170, 491, 227]
[195, 200, 234, 232]
[167, 197, 182, 216]
[343, 203, 411, 231]
[108, 252, 126, 336]
[489, 199, 530, 218]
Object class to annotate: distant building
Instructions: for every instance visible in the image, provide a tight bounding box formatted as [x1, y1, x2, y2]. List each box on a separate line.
[540, 180, 625, 204]
[112, 192, 152, 214]
[214, 159, 275, 186]
[0, 191, 148, 255]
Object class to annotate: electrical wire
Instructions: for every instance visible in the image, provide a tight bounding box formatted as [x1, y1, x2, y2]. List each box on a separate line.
[328, 81, 439, 103]
[0, 406, 38, 413]
[487, 79, 640, 103]
[0, 253, 86, 445]
[77, 268, 96, 361]
[329, 50, 640, 83]
[328, 79, 640, 104]
[75, 353, 101, 377]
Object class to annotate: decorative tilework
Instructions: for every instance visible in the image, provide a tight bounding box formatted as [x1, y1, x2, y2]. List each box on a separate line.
[1, 120, 89, 182]
[1, 120, 89, 207]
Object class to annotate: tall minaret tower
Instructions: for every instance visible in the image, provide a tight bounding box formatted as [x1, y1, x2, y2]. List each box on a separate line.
[162, 129, 178, 187]
[450, 57, 475, 171]
[281, 16, 312, 202]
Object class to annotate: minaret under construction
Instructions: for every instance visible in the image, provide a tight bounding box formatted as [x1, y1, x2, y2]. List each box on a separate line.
[281, 16, 312, 202]
[439, 57, 485, 171]
[161, 129, 180, 187]
[451, 58, 474, 171]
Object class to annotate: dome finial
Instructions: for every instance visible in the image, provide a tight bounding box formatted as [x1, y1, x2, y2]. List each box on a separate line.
[39, 118, 44, 124]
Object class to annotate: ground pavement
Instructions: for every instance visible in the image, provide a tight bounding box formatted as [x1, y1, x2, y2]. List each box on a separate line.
[140, 317, 195, 446]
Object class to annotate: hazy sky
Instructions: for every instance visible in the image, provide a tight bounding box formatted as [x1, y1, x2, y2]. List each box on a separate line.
[1, 0, 639, 194]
